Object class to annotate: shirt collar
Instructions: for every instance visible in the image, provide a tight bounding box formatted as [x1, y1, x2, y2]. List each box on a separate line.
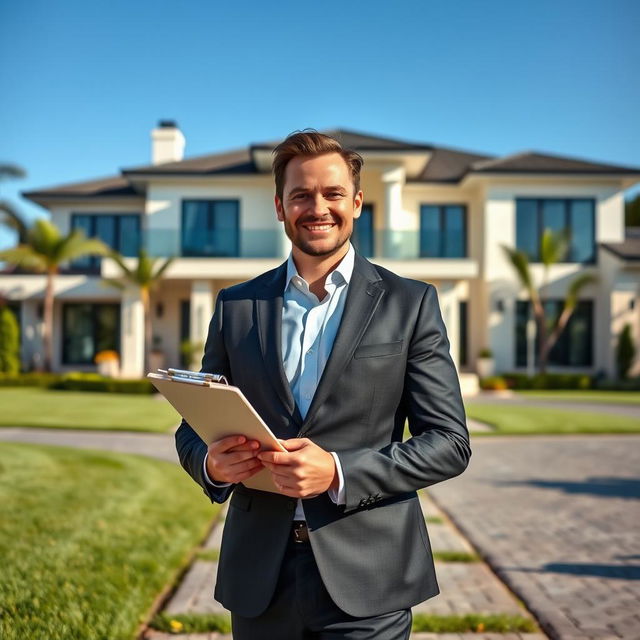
[285, 243, 356, 292]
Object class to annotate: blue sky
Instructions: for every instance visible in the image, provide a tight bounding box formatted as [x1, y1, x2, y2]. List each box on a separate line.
[1, 0, 639, 241]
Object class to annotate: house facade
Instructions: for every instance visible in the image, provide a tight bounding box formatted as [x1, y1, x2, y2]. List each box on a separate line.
[2, 123, 639, 388]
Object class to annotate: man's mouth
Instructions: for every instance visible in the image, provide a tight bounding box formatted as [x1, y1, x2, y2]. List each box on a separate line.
[300, 220, 337, 232]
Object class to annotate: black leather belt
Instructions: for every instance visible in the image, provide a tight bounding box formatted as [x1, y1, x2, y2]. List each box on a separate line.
[292, 520, 310, 544]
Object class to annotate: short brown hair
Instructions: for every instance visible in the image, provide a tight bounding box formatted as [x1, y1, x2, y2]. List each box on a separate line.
[272, 129, 364, 201]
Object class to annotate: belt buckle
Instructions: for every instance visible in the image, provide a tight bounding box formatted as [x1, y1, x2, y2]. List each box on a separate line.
[293, 521, 308, 543]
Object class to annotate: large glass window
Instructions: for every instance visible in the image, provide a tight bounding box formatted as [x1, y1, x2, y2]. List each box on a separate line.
[515, 299, 593, 367]
[70, 214, 141, 270]
[419, 205, 466, 258]
[515, 199, 595, 263]
[352, 204, 374, 257]
[182, 200, 239, 257]
[62, 303, 120, 365]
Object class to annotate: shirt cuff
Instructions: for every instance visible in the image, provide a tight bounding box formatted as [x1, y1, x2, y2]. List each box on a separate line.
[327, 451, 346, 505]
[203, 452, 232, 488]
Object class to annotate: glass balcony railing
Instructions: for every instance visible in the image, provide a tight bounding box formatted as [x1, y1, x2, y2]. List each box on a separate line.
[64, 228, 470, 271]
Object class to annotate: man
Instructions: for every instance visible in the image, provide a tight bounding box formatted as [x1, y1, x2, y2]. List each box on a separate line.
[175, 130, 470, 639]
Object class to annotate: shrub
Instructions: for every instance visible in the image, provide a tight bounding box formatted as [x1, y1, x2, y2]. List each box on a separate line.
[49, 372, 156, 394]
[0, 306, 20, 374]
[616, 323, 636, 379]
[502, 373, 593, 390]
[0, 372, 61, 387]
[479, 376, 508, 391]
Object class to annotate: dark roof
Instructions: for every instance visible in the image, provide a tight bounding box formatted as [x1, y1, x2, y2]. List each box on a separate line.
[472, 151, 640, 175]
[123, 147, 256, 176]
[412, 147, 494, 183]
[601, 227, 640, 261]
[23, 175, 138, 199]
[251, 127, 434, 153]
[21, 129, 640, 203]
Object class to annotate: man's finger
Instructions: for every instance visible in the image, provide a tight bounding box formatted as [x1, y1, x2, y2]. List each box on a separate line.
[257, 451, 292, 465]
[209, 435, 247, 454]
[279, 438, 309, 452]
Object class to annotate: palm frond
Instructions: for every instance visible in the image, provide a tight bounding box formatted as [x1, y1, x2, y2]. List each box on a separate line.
[57, 230, 109, 262]
[152, 256, 174, 282]
[501, 245, 533, 290]
[0, 201, 30, 241]
[0, 164, 27, 180]
[100, 278, 126, 291]
[28, 219, 61, 260]
[0, 246, 47, 271]
[564, 273, 598, 311]
[540, 228, 569, 266]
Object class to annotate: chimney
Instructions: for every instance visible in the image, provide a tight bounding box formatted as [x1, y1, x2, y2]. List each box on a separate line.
[151, 120, 185, 165]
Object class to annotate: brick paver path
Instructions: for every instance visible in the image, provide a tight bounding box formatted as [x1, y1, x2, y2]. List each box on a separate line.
[428, 435, 640, 640]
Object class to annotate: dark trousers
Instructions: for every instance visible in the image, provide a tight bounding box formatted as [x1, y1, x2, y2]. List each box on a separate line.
[231, 534, 412, 640]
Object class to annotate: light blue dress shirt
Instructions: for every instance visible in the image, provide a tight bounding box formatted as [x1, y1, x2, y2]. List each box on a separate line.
[204, 245, 354, 518]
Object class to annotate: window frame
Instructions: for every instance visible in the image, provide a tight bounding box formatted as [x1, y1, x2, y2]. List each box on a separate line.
[181, 199, 240, 257]
[69, 213, 141, 272]
[419, 204, 468, 258]
[61, 302, 121, 365]
[515, 198, 596, 264]
[515, 298, 594, 368]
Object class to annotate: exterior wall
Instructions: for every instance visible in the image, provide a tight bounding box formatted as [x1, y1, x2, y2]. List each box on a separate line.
[144, 177, 287, 258]
[483, 180, 626, 374]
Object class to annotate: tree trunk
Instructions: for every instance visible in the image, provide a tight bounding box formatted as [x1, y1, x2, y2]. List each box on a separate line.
[43, 268, 55, 372]
[142, 287, 151, 375]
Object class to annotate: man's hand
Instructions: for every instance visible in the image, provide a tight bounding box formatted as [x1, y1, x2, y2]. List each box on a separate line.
[258, 438, 338, 498]
[206, 435, 263, 484]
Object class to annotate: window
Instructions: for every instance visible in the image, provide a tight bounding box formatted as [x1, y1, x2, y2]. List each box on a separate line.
[419, 205, 466, 258]
[62, 303, 120, 365]
[515, 199, 595, 263]
[70, 214, 141, 270]
[459, 300, 468, 367]
[515, 300, 593, 367]
[182, 200, 239, 257]
[352, 204, 374, 257]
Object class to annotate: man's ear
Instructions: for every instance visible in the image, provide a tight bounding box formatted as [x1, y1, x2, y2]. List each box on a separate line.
[275, 195, 285, 222]
[352, 190, 364, 220]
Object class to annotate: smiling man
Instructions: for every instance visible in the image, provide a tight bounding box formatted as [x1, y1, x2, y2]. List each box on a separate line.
[175, 129, 471, 639]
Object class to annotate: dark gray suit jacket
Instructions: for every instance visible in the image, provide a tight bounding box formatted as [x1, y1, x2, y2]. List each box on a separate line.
[175, 253, 471, 618]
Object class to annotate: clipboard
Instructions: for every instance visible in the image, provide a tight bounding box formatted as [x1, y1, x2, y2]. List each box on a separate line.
[148, 368, 286, 494]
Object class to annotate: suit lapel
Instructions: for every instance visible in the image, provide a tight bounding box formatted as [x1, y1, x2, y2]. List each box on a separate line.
[298, 255, 384, 436]
[256, 263, 303, 427]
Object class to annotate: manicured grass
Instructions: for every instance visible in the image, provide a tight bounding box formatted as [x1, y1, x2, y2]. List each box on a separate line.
[194, 548, 220, 562]
[150, 612, 536, 634]
[514, 390, 640, 405]
[433, 551, 480, 563]
[0, 387, 180, 432]
[0, 443, 218, 640]
[425, 515, 444, 524]
[466, 404, 640, 434]
[412, 613, 537, 633]
[151, 612, 231, 634]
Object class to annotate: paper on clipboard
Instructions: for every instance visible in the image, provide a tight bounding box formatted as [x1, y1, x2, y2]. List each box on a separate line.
[148, 369, 286, 493]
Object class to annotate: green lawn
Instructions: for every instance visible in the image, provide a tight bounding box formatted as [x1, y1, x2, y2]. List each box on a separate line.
[0, 443, 218, 640]
[466, 404, 640, 434]
[513, 390, 640, 405]
[0, 388, 180, 432]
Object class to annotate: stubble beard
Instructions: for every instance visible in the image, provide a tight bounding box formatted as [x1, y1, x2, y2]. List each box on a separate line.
[284, 216, 352, 258]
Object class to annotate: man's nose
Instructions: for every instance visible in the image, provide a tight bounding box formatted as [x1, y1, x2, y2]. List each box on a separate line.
[310, 193, 330, 215]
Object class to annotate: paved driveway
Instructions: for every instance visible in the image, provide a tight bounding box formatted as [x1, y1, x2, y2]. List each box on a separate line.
[429, 435, 640, 640]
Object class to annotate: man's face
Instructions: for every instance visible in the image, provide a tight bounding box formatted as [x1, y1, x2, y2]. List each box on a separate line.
[274, 152, 363, 258]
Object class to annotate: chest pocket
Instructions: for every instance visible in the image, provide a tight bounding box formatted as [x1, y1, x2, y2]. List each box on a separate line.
[354, 340, 403, 359]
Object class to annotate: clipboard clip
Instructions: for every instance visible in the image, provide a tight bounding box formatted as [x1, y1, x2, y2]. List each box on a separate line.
[157, 368, 229, 386]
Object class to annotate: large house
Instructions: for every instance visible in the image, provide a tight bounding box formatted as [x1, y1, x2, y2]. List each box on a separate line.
[2, 122, 639, 389]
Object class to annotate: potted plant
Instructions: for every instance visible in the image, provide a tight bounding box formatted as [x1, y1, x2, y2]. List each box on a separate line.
[476, 347, 495, 378]
[94, 350, 120, 378]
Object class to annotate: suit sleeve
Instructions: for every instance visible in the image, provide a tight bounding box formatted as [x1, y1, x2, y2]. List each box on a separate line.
[174, 289, 235, 505]
[337, 284, 471, 512]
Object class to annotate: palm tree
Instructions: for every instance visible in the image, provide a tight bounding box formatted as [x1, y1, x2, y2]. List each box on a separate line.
[102, 248, 174, 373]
[0, 219, 109, 371]
[0, 163, 30, 244]
[502, 229, 597, 374]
